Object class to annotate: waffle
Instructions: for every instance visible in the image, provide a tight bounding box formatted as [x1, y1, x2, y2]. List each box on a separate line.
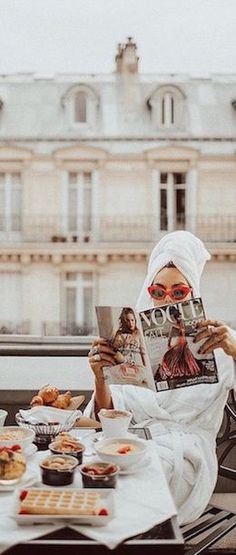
[19, 489, 107, 516]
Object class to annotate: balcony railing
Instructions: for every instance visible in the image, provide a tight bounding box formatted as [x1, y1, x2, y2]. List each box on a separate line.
[42, 321, 97, 337]
[0, 321, 30, 334]
[0, 214, 236, 243]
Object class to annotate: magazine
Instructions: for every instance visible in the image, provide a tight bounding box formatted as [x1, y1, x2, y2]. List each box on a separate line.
[95, 298, 218, 392]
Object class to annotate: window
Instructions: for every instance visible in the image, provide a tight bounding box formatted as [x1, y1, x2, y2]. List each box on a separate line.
[0, 273, 22, 331]
[74, 91, 87, 123]
[147, 85, 185, 130]
[160, 172, 186, 231]
[161, 93, 175, 127]
[62, 272, 95, 335]
[0, 172, 22, 236]
[62, 85, 99, 128]
[67, 171, 92, 240]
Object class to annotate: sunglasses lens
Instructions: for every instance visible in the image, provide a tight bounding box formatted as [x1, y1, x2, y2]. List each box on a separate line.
[149, 286, 166, 299]
[172, 287, 189, 300]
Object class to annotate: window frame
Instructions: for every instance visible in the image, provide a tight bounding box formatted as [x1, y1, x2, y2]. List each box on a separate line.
[0, 172, 22, 240]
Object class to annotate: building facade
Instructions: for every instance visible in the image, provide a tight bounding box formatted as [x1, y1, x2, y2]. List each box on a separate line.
[0, 38, 236, 336]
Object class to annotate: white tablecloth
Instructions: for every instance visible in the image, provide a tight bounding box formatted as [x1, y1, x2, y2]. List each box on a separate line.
[0, 433, 177, 551]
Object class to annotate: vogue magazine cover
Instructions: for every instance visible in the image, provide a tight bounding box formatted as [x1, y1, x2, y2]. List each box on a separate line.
[139, 297, 218, 391]
[96, 298, 218, 392]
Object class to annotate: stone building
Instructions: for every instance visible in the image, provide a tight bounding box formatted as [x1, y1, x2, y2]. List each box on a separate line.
[0, 37, 235, 336]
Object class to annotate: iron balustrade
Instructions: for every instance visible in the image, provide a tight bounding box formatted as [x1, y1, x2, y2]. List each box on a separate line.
[0, 214, 236, 243]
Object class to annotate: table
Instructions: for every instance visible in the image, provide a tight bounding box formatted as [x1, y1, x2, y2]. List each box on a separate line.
[0, 428, 184, 554]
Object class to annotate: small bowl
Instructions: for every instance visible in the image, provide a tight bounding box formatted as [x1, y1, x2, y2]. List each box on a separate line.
[79, 461, 120, 488]
[0, 426, 35, 452]
[49, 441, 85, 464]
[40, 454, 78, 486]
[95, 436, 147, 469]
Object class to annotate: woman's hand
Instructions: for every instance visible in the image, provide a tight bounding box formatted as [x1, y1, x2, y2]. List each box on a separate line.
[88, 337, 116, 413]
[194, 319, 236, 359]
[88, 338, 117, 383]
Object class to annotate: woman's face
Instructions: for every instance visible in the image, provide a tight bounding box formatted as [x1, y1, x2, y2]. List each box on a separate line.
[125, 312, 136, 332]
[152, 267, 192, 307]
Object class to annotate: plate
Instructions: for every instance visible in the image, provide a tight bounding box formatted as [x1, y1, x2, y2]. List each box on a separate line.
[118, 456, 151, 475]
[13, 487, 114, 526]
[0, 468, 38, 492]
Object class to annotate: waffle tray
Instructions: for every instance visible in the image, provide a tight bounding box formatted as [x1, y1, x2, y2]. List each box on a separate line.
[13, 487, 114, 526]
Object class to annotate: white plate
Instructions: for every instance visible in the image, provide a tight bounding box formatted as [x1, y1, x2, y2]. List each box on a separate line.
[118, 456, 151, 475]
[0, 468, 38, 492]
[13, 487, 114, 526]
[24, 444, 38, 457]
[93, 431, 136, 443]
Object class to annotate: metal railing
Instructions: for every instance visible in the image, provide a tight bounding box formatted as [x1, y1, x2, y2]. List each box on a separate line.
[0, 214, 236, 243]
[0, 321, 30, 334]
[42, 321, 97, 337]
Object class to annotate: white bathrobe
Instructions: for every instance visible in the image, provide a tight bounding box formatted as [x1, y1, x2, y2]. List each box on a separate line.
[85, 348, 235, 524]
[85, 231, 236, 524]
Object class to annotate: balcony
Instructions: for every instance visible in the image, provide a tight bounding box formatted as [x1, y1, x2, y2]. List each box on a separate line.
[42, 321, 97, 337]
[0, 214, 236, 244]
[0, 321, 30, 334]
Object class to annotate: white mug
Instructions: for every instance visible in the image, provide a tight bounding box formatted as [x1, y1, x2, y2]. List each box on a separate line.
[98, 409, 132, 438]
[0, 409, 8, 426]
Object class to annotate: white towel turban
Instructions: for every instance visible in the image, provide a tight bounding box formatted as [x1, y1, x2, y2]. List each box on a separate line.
[136, 231, 211, 311]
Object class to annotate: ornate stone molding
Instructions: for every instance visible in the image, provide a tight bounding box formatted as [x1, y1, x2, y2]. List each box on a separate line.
[0, 249, 235, 264]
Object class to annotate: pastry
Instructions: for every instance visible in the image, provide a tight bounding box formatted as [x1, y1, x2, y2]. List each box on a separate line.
[30, 385, 73, 408]
[50, 432, 84, 453]
[0, 446, 26, 481]
[38, 385, 59, 404]
[30, 395, 43, 407]
[51, 391, 72, 409]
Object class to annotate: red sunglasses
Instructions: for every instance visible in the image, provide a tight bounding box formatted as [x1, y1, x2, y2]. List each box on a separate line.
[147, 283, 191, 301]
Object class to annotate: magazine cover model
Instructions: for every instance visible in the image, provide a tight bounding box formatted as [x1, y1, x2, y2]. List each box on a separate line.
[96, 298, 218, 392]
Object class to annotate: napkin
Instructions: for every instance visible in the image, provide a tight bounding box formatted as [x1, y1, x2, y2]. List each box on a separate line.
[19, 406, 81, 426]
[71, 441, 177, 549]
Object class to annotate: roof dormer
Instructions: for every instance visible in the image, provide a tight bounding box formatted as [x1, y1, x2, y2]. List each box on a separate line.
[61, 84, 99, 129]
[147, 85, 186, 130]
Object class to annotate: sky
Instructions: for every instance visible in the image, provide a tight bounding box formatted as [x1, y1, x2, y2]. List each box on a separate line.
[0, 0, 235, 75]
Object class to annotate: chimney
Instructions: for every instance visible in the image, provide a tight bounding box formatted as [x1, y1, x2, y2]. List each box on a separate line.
[115, 37, 139, 74]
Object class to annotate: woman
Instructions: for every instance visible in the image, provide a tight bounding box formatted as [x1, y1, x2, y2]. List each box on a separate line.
[112, 307, 146, 368]
[159, 304, 202, 380]
[85, 230, 236, 524]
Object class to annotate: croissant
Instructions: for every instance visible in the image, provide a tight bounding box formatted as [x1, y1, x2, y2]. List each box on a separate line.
[38, 385, 59, 404]
[30, 395, 43, 407]
[51, 391, 72, 409]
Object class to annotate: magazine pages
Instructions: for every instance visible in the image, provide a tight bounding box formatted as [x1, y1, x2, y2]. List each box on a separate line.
[139, 297, 218, 391]
[95, 306, 156, 390]
[96, 298, 218, 392]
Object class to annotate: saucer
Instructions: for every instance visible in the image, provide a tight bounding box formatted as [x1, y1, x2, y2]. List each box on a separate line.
[118, 456, 151, 475]
[0, 468, 38, 491]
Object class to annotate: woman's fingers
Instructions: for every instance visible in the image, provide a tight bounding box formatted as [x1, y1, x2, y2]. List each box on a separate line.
[197, 332, 226, 355]
[193, 319, 236, 358]
[194, 324, 226, 345]
[197, 319, 223, 329]
[89, 338, 116, 356]
[90, 353, 117, 365]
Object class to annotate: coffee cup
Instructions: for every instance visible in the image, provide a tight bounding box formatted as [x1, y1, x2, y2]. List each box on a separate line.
[98, 409, 132, 438]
